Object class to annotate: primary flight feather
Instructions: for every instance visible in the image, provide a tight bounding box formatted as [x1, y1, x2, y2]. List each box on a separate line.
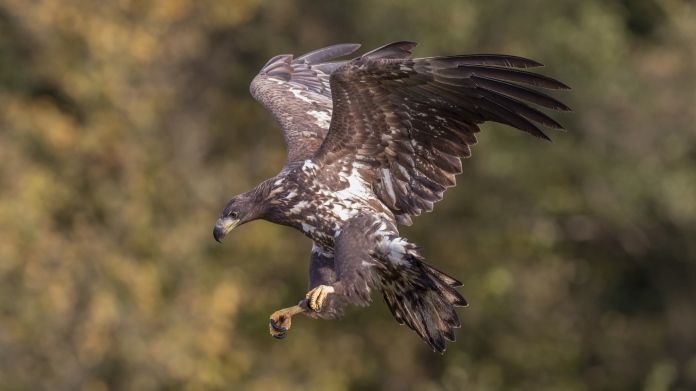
[213, 41, 570, 352]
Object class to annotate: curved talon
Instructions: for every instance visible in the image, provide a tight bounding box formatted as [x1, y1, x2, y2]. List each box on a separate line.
[270, 319, 287, 339]
[269, 316, 290, 339]
[272, 324, 287, 339]
[270, 319, 286, 333]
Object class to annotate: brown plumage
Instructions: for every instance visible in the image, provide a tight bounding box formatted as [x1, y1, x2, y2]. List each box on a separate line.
[213, 42, 570, 352]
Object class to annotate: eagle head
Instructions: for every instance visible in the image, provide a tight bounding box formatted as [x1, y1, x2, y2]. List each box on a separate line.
[213, 195, 248, 243]
[214, 187, 270, 243]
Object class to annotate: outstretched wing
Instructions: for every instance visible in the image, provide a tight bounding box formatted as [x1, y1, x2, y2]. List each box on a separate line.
[312, 41, 571, 225]
[250, 43, 361, 166]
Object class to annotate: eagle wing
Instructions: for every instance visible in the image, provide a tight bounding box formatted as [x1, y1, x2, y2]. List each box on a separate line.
[311, 41, 571, 225]
[250, 43, 361, 166]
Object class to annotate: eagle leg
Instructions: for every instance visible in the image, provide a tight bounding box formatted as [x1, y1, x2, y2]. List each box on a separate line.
[304, 245, 348, 318]
[268, 301, 310, 339]
[306, 285, 335, 312]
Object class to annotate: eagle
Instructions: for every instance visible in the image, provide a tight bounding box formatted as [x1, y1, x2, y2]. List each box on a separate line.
[213, 42, 570, 352]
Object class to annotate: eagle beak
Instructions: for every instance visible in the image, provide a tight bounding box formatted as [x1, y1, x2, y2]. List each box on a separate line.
[213, 217, 239, 243]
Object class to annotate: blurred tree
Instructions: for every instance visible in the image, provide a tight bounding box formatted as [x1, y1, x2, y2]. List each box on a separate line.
[0, 0, 695, 390]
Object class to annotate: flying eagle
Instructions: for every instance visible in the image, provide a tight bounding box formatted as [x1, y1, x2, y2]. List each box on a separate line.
[213, 42, 570, 352]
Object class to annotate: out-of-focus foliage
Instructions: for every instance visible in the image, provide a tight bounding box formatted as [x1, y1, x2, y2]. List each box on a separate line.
[1, 0, 695, 390]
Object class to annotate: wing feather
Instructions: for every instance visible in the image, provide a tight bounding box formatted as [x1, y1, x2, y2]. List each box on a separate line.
[312, 42, 571, 223]
[250, 44, 361, 166]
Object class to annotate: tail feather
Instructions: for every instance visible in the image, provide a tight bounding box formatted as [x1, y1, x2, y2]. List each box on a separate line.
[423, 263, 464, 288]
[376, 255, 467, 353]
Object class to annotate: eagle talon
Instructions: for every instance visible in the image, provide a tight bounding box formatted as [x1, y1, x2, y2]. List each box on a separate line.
[306, 285, 335, 312]
[269, 319, 286, 333]
[268, 315, 291, 339]
[268, 303, 307, 339]
[270, 319, 287, 339]
[272, 325, 287, 339]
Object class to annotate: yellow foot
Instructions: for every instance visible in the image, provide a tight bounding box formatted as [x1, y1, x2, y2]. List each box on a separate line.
[306, 285, 335, 312]
[269, 304, 306, 339]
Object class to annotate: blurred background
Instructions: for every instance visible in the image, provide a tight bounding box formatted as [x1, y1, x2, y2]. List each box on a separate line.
[1, 0, 695, 390]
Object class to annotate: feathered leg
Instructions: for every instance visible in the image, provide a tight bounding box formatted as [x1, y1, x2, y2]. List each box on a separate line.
[303, 245, 347, 318]
[307, 214, 383, 310]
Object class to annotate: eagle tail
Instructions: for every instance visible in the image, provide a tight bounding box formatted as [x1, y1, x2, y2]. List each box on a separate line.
[376, 253, 468, 353]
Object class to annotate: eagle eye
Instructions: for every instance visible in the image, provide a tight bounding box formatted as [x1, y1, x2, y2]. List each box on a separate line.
[230, 211, 239, 219]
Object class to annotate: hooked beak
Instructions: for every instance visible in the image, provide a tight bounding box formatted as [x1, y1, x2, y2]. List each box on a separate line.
[213, 216, 239, 243]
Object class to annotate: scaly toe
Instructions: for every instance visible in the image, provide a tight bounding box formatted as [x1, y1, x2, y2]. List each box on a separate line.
[306, 285, 335, 312]
[268, 303, 306, 339]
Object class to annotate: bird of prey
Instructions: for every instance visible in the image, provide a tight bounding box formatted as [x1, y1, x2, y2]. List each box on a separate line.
[213, 41, 570, 352]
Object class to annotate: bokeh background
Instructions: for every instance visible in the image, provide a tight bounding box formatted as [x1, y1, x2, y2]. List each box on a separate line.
[1, 0, 695, 390]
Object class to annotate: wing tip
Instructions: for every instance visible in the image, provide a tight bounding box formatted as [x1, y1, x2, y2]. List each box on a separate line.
[294, 43, 362, 65]
[362, 41, 420, 60]
[260, 54, 293, 72]
[537, 133, 553, 142]
[507, 56, 544, 68]
[555, 81, 573, 91]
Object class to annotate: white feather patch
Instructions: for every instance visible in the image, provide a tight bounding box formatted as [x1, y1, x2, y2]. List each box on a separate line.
[377, 237, 410, 266]
[290, 200, 309, 214]
[302, 159, 319, 173]
[381, 168, 396, 203]
[307, 110, 331, 129]
[301, 223, 316, 234]
[335, 168, 372, 202]
[290, 88, 314, 104]
[312, 243, 334, 258]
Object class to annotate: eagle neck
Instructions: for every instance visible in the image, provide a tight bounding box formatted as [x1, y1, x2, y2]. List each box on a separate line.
[255, 175, 296, 228]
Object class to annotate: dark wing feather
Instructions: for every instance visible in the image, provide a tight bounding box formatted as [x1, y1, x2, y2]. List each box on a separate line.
[250, 44, 361, 166]
[312, 41, 571, 224]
